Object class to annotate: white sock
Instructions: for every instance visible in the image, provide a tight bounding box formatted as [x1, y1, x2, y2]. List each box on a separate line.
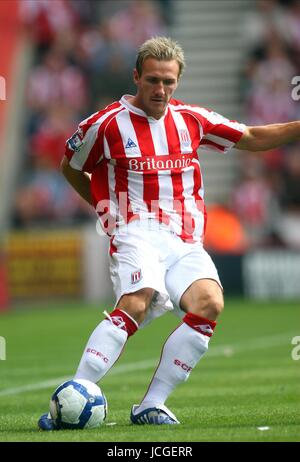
[137, 323, 210, 411]
[74, 319, 128, 383]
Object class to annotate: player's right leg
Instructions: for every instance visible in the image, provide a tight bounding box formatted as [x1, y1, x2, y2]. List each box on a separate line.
[73, 222, 169, 385]
[38, 221, 169, 430]
[38, 287, 154, 431]
[73, 288, 154, 383]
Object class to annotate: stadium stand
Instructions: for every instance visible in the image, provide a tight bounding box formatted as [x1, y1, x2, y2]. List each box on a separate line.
[236, 0, 300, 249]
[12, 0, 168, 229]
[0, 0, 31, 235]
[171, 0, 300, 251]
[2, 0, 300, 304]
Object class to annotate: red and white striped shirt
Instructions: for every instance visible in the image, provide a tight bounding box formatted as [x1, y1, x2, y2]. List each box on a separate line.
[65, 95, 246, 243]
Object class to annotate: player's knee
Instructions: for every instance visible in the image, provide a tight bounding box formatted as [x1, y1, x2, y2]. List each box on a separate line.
[207, 294, 224, 318]
[126, 300, 148, 324]
[116, 288, 154, 325]
[193, 290, 224, 320]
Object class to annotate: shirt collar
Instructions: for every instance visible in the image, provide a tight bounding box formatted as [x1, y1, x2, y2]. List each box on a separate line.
[120, 95, 168, 122]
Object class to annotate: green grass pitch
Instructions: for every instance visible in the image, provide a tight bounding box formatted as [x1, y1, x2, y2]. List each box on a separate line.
[0, 298, 299, 442]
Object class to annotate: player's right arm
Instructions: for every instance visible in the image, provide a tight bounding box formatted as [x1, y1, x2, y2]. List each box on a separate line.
[62, 113, 104, 207]
[62, 103, 124, 207]
[60, 155, 93, 206]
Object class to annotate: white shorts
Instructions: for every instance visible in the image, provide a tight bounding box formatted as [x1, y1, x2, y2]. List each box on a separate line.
[109, 220, 222, 328]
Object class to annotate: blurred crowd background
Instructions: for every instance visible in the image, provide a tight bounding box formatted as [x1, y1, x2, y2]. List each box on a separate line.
[1, 0, 300, 305]
[11, 0, 300, 252]
[13, 0, 170, 228]
[233, 0, 300, 251]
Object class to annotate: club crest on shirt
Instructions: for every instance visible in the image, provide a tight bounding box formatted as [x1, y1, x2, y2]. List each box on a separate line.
[179, 129, 191, 149]
[67, 130, 84, 152]
[131, 269, 142, 284]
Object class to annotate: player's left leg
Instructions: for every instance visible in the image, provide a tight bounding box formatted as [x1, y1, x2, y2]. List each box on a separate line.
[131, 245, 223, 425]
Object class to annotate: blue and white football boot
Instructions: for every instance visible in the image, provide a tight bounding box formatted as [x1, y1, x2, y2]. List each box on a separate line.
[130, 404, 180, 425]
[38, 412, 58, 431]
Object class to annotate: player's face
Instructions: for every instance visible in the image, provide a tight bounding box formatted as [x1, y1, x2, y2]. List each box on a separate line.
[133, 58, 179, 119]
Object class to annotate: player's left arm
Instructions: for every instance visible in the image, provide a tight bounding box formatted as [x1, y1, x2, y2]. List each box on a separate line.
[235, 121, 300, 151]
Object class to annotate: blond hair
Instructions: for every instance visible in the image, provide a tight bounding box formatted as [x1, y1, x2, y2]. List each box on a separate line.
[135, 36, 185, 79]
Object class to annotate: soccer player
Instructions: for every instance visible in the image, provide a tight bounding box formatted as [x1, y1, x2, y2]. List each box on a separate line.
[39, 36, 300, 428]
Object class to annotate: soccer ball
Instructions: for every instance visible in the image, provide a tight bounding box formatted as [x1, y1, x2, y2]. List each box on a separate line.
[49, 379, 107, 429]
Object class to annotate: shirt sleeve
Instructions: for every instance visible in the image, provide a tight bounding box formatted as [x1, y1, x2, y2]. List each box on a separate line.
[64, 113, 104, 173]
[200, 109, 246, 154]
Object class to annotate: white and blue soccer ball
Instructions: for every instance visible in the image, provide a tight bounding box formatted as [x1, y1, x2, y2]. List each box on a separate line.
[49, 379, 107, 429]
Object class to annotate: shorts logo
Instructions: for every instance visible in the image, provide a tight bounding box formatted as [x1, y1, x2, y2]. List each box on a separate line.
[131, 269, 142, 284]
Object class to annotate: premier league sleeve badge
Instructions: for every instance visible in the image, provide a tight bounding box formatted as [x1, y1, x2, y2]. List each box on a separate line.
[67, 130, 84, 152]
